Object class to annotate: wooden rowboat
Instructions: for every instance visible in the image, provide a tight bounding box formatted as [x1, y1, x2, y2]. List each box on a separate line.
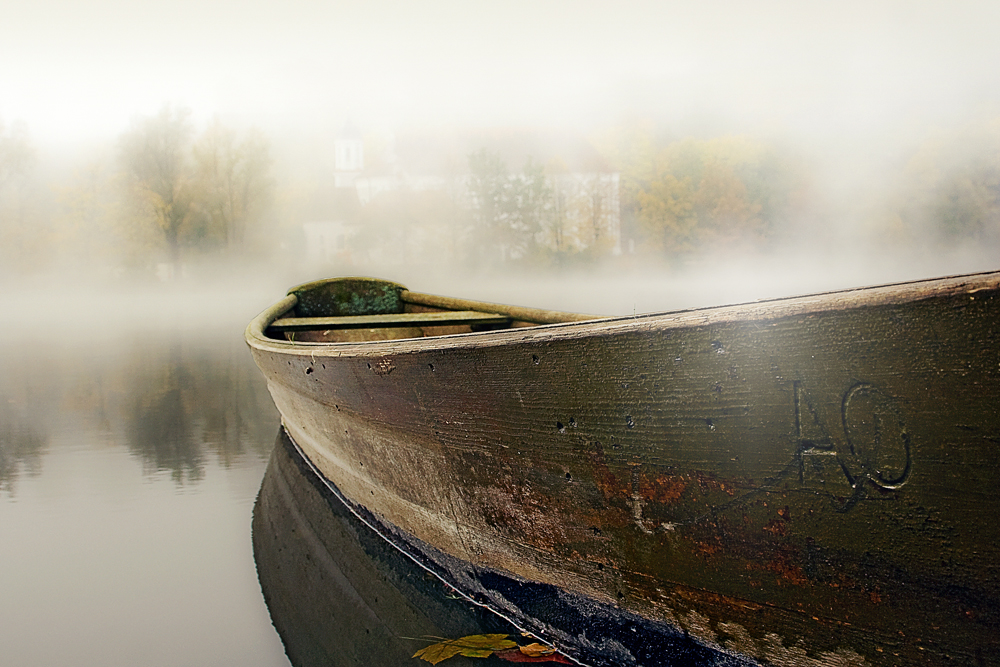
[246, 272, 1000, 667]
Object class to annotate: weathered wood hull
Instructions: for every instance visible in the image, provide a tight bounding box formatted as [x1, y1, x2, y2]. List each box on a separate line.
[254, 428, 752, 666]
[246, 272, 1000, 666]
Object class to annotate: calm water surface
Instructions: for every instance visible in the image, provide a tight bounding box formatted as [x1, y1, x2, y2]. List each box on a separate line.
[0, 282, 290, 667]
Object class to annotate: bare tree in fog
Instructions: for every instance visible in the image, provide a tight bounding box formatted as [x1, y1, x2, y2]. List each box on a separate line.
[512, 157, 552, 255]
[193, 118, 274, 249]
[546, 157, 571, 254]
[120, 105, 197, 276]
[544, 170, 622, 262]
[467, 148, 507, 250]
[467, 149, 551, 264]
[892, 122, 1000, 251]
[118, 107, 276, 275]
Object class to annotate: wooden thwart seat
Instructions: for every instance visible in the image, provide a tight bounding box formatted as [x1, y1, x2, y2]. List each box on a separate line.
[268, 310, 511, 332]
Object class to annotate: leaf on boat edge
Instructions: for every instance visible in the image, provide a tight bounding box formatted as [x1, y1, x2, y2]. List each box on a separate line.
[412, 634, 518, 664]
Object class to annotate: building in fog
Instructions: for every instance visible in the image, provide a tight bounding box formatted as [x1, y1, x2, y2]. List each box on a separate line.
[302, 126, 622, 266]
[333, 123, 364, 188]
[299, 179, 363, 265]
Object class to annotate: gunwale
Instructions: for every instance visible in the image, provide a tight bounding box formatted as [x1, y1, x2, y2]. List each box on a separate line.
[247, 270, 1000, 355]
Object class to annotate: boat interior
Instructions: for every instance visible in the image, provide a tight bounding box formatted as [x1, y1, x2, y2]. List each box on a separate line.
[264, 277, 596, 343]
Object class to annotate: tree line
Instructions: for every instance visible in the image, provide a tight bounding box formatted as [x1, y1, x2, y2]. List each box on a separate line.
[460, 122, 1000, 268]
[460, 132, 807, 268]
[1, 110, 998, 278]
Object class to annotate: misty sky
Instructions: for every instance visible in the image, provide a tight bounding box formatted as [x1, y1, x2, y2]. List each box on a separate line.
[4, 0, 1000, 150]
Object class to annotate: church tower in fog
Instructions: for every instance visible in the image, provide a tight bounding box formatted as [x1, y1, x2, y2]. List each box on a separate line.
[334, 123, 364, 188]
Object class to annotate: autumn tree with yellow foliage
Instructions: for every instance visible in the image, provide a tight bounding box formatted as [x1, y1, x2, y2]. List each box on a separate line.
[599, 126, 805, 259]
[193, 118, 273, 249]
[119, 105, 274, 276]
[640, 137, 804, 255]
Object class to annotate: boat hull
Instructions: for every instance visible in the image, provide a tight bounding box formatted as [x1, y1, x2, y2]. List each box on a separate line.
[247, 272, 1000, 666]
[255, 427, 758, 667]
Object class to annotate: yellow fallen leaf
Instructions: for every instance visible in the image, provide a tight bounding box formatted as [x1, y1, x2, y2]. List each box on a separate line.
[413, 634, 518, 665]
[413, 642, 464, 665]
[519, 643, 557, 657]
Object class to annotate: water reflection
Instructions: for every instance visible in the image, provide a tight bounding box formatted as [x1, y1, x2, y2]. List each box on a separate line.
[0, 396, 47, 495]
[0, 345, 58, 496]
[0, 309, 288, 667]
[125, 343, 202, 482]
[0, 331, 278, 491]
[254, 429, 525, 667]
[121, 340, 277, 483]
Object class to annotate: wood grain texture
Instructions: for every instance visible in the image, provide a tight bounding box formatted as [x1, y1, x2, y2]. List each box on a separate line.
[270, 310, 510, 331]
[247, 271, 1000, 667]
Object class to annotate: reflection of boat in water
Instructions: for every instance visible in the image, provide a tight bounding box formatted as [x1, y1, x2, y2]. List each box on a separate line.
[253, 429, 528, 667]
[247, 273, 1000, 666]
